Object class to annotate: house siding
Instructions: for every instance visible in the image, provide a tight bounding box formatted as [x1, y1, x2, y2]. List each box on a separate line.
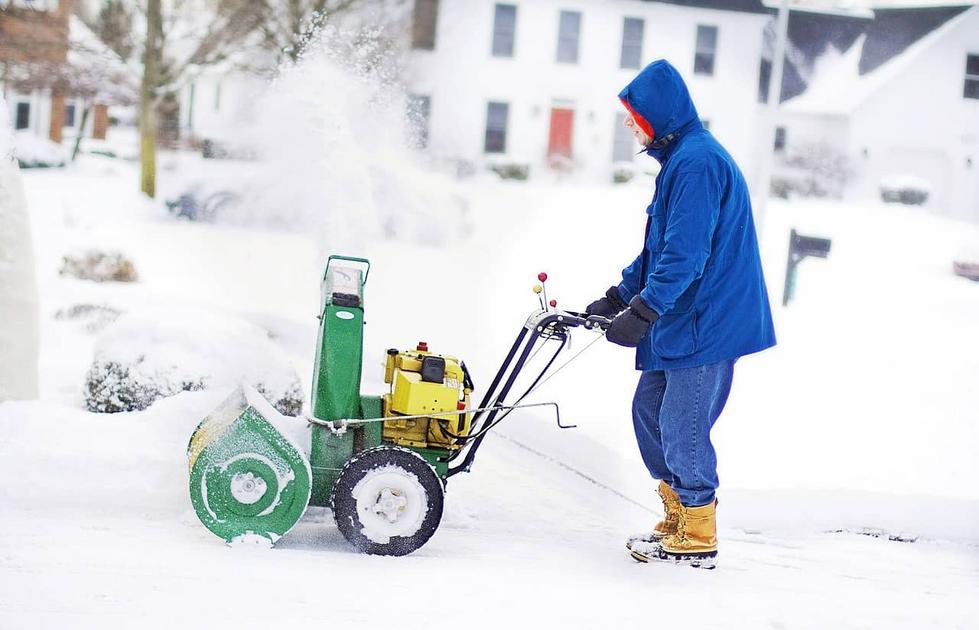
[407, 0, 769, 184]
[847, 9, 979, 222]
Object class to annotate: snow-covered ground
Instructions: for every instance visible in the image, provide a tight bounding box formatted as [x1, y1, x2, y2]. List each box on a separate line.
[1, 151, 978, 629]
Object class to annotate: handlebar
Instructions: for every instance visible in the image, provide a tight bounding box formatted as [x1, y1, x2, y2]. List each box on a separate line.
[523, 309, 612, 334]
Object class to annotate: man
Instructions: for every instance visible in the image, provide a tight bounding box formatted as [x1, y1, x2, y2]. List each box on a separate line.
[586, 60, 776, 569]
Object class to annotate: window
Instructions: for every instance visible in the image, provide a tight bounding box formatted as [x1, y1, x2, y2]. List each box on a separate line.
[612, 113, 635, 162]
[774, 126, 787, 152]
[64, 103, 76, 127]
[15, 102, 30, 130]
[407, 94, 431, 149]
[412, 0, 439, 50]
[484, 101, 509, 153]
[965, 54, 979, 100]
[492, 4, 517, 58]
[557, 10, 581, 64]
[694, 25, 718, 76]
[620, 17, 644, 70]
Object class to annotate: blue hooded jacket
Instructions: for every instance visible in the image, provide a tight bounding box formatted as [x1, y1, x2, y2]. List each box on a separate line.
[617, 60, 776, 370]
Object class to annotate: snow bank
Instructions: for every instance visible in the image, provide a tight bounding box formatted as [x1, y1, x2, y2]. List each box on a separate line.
[85, 307, 303, 415]
[0, 154, 40, 400]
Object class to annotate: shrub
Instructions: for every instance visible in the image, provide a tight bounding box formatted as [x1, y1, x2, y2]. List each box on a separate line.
[13, 132, 67, 168]
[60, 250, 138, 283]
[489, 162, 530, 181]
[84, 308, 304, 416]
[772, 143, 850, 199]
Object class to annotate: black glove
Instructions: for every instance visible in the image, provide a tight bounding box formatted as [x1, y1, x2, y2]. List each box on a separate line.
[606, 296, 660, 348]
[585, 286, 628, 318]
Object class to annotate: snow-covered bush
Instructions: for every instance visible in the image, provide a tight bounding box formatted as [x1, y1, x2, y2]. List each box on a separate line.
[54, 304, 122, 334]
[84, 308, 304, 415]
[611, 161, 657, 185]
[488, 162, 530, 181]
[13, 132, 67, 169]
[879, 174, 930, 206]
[772, 142, 850, 199]
[60, 250, 139, 283]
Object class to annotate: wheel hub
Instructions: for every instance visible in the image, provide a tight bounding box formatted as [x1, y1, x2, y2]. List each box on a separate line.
[230, 471, 268, 505]
[373, 488, 408, 523]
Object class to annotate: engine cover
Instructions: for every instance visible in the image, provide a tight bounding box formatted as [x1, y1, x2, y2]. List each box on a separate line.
[382, 346, 472, 449]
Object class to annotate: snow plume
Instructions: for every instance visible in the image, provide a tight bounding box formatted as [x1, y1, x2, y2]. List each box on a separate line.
[215, 22, 468, 252]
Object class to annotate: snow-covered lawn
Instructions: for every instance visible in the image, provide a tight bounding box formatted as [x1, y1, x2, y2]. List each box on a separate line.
[1, 154, 977, 628]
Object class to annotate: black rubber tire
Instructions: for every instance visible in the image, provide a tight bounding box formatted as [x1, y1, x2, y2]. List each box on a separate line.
[331, 446, 444, 556]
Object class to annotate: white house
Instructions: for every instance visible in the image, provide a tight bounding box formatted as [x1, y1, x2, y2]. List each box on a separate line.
[2, 2, 132, 149]
[777, 4, 979, 223]
[407, 0, 772, 183]
[178, 63, 268, 152]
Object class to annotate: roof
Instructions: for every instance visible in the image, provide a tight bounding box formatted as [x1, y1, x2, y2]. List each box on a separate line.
[762, 1, 874, 19]
[859, 5, 972, 73]
[641, 0, 770, 15]
[781, 5, 977, 115]
[778, 8, 873, 101]
[770, 2, 974, 103]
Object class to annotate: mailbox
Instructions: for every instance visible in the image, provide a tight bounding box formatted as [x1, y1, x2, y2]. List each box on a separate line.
[783, 229, 832, 306]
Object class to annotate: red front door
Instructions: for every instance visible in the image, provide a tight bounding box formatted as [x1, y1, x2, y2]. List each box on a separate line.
[548, 108, 574, 161]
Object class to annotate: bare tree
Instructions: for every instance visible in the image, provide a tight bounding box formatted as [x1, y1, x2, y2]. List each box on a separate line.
[82, 0, 136, 61]
[128, 0, 406, 196]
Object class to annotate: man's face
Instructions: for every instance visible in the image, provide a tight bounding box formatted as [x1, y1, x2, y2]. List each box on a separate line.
[624, 113, 651, 146]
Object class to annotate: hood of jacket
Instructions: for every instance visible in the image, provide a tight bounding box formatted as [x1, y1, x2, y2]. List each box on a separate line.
[619, 60, 702, 162]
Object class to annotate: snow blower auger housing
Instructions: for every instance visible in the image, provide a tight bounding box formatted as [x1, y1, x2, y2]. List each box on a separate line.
[188, 256, 610, 555]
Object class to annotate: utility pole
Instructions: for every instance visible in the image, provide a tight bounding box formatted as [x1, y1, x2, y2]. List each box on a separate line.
[140, 0, 162, 198]
[755, 0, 790, 236]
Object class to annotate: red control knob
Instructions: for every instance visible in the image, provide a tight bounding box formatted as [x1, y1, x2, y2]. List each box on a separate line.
[538, 272, 548, 282]
[417, 341, 429, 352]
[457, 401, 466, 410]
[549, 299, 557, 308]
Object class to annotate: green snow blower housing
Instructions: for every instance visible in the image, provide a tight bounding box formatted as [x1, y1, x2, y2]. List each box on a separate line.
[188, 255, 609, 555]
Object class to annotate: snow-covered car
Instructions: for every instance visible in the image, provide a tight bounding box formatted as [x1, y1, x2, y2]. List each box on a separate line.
[879, 174, 931, 205]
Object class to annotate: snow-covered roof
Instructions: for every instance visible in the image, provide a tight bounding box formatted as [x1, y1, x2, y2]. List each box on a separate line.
[782, 5, 977, 115]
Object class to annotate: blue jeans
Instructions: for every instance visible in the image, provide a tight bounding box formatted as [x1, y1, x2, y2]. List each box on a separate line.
[632, 360, 735, 507]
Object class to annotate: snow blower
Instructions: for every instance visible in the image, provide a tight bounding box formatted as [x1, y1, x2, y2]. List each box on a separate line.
[187, 255, 610, 555]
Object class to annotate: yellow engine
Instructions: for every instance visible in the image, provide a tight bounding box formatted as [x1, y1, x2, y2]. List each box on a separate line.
[381, 342, 473, 450]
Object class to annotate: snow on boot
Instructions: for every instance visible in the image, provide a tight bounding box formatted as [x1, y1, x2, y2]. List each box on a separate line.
[631, 500, 718, 569]
[625, 481, 681, 550]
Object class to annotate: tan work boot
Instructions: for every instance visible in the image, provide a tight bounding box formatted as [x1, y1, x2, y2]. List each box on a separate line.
[625, 481, 681, 550]
[631, 500, 718, 569]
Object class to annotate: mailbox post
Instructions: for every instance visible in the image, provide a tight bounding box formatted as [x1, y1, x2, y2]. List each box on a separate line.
[783, 229, 832, 306]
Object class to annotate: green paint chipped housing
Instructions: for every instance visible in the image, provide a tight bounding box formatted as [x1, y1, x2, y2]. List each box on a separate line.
[187, 389, 312, 544]
[308, 257, 372, 506]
